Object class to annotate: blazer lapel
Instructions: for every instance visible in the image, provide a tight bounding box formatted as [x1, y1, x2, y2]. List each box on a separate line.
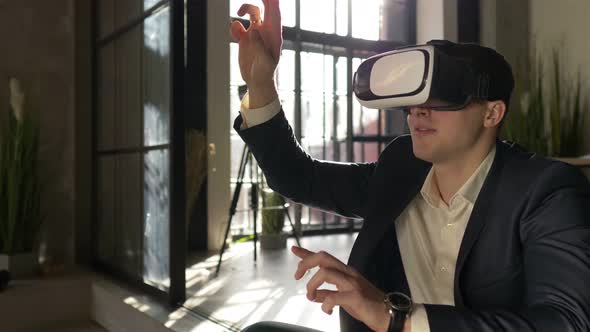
[453, 140, 506, 306]
[348, 148, 430, 289]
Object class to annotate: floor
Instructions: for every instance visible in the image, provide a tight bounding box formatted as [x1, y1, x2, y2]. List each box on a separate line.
[39, 322, 108, 332]
[184, 233, 358, 332]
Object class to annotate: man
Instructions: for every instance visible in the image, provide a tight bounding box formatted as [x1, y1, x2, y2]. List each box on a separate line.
[230, 1, 590, 331]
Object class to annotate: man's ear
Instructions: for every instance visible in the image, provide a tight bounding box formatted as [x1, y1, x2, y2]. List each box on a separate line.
[484, 100, 506, 128]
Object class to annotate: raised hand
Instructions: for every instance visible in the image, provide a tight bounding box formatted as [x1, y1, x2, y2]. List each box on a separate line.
[230, 0, 283, 108]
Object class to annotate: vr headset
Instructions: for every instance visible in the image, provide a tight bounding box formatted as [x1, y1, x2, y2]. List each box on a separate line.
[353, 40, 491, 111]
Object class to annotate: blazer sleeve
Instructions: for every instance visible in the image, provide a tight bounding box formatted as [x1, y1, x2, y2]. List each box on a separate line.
[234, 109, 376, 220]
[423, 162, 590, 332]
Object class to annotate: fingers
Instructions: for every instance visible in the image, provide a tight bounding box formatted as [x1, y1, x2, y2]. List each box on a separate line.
[292, 246, 349, 280]
[291, 245, 314, 259]
[314, 289, 337, 303]
[321, 290, 354, 315]
[238, 4, 262, 24]
[306, 267, 351, 301]
[235, 2, 282, 63]
[260, 0, 282, 62]
[230, 20, 247, 42]
[261, 0, 281, 27]
[314, 289, 354, 316]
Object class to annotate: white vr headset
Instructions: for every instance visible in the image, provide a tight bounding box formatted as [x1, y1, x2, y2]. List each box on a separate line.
[353, 40, 491, 111]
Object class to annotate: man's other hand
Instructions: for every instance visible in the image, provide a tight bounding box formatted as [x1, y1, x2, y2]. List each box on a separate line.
[291, 245, 396, 332]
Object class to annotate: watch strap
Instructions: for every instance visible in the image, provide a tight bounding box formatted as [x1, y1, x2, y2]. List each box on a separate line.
[389, 309, 406, 332]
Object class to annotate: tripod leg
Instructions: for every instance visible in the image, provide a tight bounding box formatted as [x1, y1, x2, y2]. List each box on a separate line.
[215, 204, 237, 277]
[248, 152, 259, 263]
[285, 208, 301, 248]
[215, 145, 249, 277]
[252, 203, 258, 262]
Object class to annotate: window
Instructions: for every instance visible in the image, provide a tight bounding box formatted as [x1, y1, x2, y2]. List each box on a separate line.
[93, 0, 186, 305]
[229, 0, 416, 235]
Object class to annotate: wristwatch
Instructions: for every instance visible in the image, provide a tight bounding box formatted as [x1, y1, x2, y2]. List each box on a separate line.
[384, 292, 412, 332]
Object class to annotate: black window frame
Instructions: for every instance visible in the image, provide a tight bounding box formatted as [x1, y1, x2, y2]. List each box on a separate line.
[91, 0, 186, 306]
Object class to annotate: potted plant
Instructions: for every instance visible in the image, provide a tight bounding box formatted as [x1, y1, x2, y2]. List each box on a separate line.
[502, 48, 588, 159]
[0, 78, 42, 281]
[259, 188, 288, 250]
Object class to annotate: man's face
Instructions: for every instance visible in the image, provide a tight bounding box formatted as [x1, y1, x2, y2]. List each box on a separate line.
[407, 101, 489, 164]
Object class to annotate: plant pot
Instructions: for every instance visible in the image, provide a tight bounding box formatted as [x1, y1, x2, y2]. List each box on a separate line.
[0, 253, 38, 279]
[259, 233, 288, 250]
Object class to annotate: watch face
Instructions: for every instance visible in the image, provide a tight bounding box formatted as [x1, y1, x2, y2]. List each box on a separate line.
[388, 292, 412, 312]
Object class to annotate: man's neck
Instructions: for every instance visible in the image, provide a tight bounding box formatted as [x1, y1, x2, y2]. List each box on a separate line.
[432, 140, 495, 205]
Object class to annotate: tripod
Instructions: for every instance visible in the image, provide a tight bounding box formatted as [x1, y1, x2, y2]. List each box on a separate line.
[215, 144, 301, 277]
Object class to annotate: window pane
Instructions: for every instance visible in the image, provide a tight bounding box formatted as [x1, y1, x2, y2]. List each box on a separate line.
[98, 6, 172, 151]
[300, 0, 335, 34]
[336, 0, 348, 36]
[335, 57, 347, 96]
[277, 50, 295, 92]
[325, 94, 334, 141]
[117, 153, 143, 278]
[301, 137, 324, 161]
[229, 43, 246, 129]
[280, 92, 296, 125]
[301, 52, 325, 92]
[353, 143, 379, 162]
[364, 143, 380, 162]
[352, 0, 383, 40]
[230, 43, 245, 87]
[143, 7, 171, 146]
[230, 134, 248, 183]
[340, 140, 348, 162]
[229, 0, 295, 28]
[353, 109, 384, 136]
[324, 55, 334, 94]
[115, 26, 143, 149]
[353, 98, 363, 135]
[301, 92, 325, 140]
[353, 142, 363, 162]
[230, 88, 240, 128]
[143, 149, 170, 288]
[280, 0, 296, 27]
[325, 139, 336, 161]
[228, 183, 256, 235]
[336, 96, 347, 139]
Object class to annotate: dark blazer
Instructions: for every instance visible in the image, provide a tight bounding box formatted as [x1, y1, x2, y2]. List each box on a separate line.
[234, 110, 590, 332]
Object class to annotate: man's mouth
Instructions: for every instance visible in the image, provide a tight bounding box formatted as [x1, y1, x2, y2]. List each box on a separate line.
[413, 127, 437, 136]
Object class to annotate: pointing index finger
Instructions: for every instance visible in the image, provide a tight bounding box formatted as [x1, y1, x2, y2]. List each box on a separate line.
[292, 247, 349, 280]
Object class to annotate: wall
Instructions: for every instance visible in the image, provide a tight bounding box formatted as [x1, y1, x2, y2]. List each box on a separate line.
[416, 0, 458, 43]
[207, 0, 231, 250]
[530, 0, 590, 155]
[0, 0, 77, 264]
[479, 0, 530, 81]
[481, 0, 590, 156]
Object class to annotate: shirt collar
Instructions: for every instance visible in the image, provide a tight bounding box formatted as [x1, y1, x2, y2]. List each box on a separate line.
[420, 146, 497, 208]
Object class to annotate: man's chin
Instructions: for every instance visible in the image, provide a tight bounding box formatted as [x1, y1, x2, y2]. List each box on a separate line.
[411, 143, 435, 163]
[412, 148, 434, 163]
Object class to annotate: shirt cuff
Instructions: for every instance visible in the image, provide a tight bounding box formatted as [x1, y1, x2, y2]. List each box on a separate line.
[239, 92, 281, 129]
[410, 304, 431, 332]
